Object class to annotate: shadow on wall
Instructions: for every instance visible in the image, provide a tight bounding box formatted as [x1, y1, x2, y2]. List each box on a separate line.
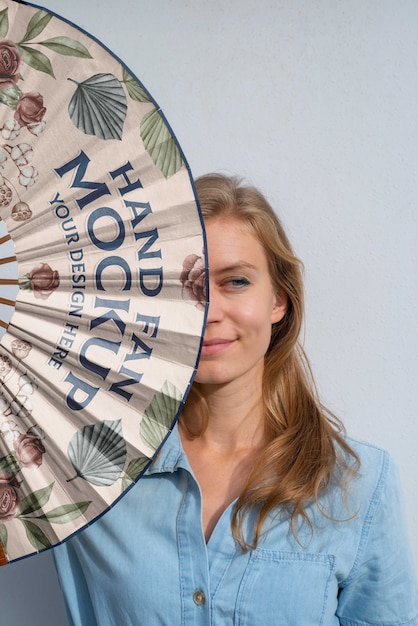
[0, 551, 68, 625]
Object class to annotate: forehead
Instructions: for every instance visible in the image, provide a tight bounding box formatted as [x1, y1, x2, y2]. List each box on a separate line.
[205, 217, 269, 271]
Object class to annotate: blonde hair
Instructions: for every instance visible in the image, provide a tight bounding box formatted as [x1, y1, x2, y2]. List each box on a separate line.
[183, 173, 359, 550]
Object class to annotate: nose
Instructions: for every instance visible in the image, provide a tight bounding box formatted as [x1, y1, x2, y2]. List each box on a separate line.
[205, 282, 222, 324]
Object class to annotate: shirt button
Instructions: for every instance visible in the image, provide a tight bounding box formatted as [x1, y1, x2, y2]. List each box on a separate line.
[193, 590, 206, 605]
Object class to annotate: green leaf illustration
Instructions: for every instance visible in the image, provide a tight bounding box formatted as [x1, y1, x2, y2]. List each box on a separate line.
[121, 457, 148, 491]
[16, 483, 54, 517]
[20, 10, 52, 43]
[122, 68, 150, 103]
[0, 84, 23, 110]
[21, 519, 51, 550]
[18, 273, 32, 292]
[140, 381, 182, 450]
[39, 36, 92, 59]
[0, 8, 9, 38]
[68, 419, 127, 486]
[17, 45, 55, 78]
[140, 108, 183, 178]
[0, 453, 21, 476]
[0, 523, 7, 551]
[35, 501, 91, 524]
[68, 73, 127, 140]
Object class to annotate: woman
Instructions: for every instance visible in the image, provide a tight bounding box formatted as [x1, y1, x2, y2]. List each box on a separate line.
[54, 174, 417, 625]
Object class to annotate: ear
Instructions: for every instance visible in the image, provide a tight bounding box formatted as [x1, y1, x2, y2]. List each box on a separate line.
[271, 289, 288, 324]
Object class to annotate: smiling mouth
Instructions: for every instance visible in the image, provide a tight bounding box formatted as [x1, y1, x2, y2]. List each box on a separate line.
[201, 339, 233, 357]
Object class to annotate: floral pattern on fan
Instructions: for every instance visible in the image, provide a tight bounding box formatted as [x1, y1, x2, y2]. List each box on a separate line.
[0, 340, 36, 421]
[67, 419, 127, 487]
[0, 7, 91, 220]
[121, 381, 183, 491]
[66, 381, 182, 491]
[0, 334, 90, 552]
[140, 380, 182, 450]
[0, 474, 90, 552]
[18, 263, 60, 300]
[0, 0, 206, 564]
[67, 67, 184, 177]
[180, 253, 206, 311]
[0, 5, 184, 241]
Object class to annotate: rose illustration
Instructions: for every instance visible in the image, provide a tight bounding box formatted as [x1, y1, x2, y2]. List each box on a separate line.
[0, 473, 20, 522]
[14, 92, 46, 127]
[0, 40, 22, 91]
[29, 263, 59, 300]
[180, 253, 206, 311]
[14, 433, 45, 469]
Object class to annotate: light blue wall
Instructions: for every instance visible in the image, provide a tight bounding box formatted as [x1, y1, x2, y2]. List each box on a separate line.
[0, 1, 416, 624]
[0, 550, 66, 624]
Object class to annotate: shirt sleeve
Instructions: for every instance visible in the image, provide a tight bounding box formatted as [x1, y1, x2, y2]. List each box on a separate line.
[337, 451, 418, 625]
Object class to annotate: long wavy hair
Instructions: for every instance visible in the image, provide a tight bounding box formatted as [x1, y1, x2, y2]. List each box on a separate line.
[182, 173, 359, 550]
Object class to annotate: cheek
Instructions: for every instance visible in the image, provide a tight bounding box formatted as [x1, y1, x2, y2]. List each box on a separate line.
[236, 302, 275, 337]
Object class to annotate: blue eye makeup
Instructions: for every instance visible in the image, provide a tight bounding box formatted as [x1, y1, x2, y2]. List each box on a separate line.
[228, 277, 251, 288]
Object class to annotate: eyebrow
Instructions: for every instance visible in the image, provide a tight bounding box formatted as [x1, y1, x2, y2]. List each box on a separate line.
[210, 262, 258, 274]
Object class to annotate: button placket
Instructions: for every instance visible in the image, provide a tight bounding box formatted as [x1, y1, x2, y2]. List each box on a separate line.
[177, 469, 211, 623]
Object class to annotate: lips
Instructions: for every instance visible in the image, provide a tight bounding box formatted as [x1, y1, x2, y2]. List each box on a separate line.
[200, 338, 234, 357]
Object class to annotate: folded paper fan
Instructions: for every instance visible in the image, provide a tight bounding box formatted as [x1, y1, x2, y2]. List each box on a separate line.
[0, 0, 207, 563]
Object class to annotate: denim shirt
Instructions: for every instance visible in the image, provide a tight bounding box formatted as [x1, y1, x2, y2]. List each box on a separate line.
[54, 425, 418, 626]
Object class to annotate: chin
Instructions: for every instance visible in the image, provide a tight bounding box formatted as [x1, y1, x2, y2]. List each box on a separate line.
[194, 368, 230, 386]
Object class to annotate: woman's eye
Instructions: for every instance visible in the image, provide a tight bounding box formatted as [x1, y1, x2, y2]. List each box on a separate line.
[227, 277, 250, 288]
